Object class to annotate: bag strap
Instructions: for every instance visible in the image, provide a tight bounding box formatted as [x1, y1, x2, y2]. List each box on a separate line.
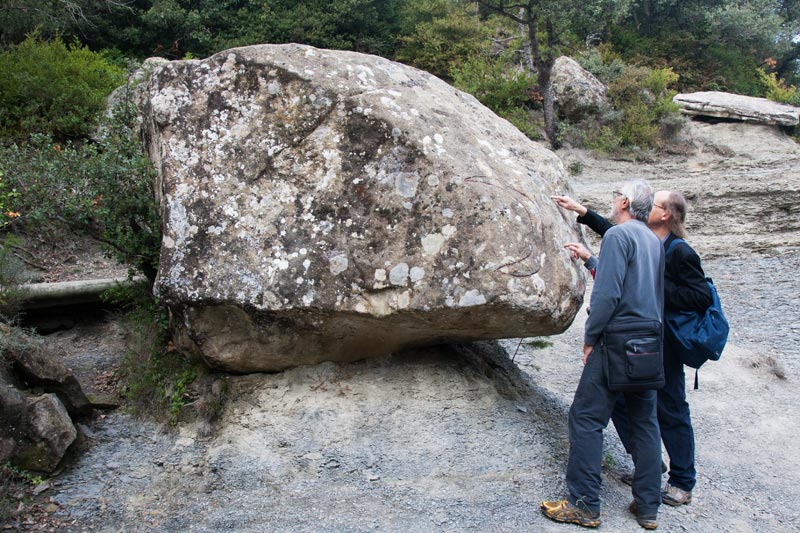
[667, 236, 701, 385]
[665, 236, 686, 256]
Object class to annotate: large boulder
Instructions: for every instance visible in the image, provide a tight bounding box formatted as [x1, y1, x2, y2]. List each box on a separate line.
[550, 56, 608, 120]
[139, 44, 586, 373]
[673, 91, 800, 126]
[0, 371, 77, 473]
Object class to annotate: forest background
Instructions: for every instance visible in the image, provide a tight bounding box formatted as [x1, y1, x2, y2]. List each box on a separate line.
[1, 0, 800, 491]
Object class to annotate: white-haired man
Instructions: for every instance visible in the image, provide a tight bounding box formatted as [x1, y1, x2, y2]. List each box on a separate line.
[541, 180, 664, 530]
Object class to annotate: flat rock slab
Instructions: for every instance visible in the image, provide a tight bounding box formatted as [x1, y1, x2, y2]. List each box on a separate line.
[139, 44, 585, 372]
[674, 91, 800, 126]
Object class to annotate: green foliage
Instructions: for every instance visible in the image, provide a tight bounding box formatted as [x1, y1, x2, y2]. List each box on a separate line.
[451, 53, 542, 139]
[579, 56, 681, 153]
[758, 68, 800, 106]
[526, 338, 554, 349]
[576, 45, 627, 85]
[104, 282, 197, 425]
[0, 35, 124, 142]
[0, 235, 29, 322]
[452, 54, 537, 115]
[0, 91, 161, 281]
[0, 169, 21, 229]
[1, 459, 43, 524]
[396, 0, 491, 79]
[1, 462, 44, 487]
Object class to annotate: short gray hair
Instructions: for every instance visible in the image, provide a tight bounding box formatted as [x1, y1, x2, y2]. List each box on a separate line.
[619, 179, 654, 223]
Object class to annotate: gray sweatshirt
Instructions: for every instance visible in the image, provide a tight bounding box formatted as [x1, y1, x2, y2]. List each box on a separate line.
[584, 219, 665, 347]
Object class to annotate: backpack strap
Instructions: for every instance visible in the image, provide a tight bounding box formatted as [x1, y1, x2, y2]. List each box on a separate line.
[665, 236, 686, 256]
[666, 236, 701, 385]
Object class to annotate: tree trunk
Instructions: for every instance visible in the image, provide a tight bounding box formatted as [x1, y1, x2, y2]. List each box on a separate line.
[537, 58, 560, 150]
[526, 13, 560, 150]
[519, 9, 534, 71]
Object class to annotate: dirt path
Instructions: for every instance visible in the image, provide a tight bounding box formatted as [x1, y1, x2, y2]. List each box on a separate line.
[15, 119, 800, 532]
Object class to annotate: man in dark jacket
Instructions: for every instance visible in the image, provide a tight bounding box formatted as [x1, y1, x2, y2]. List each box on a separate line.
[641, 190, 711, 506]
[552, 191, 712, 507]
[541, 181, 664, 530]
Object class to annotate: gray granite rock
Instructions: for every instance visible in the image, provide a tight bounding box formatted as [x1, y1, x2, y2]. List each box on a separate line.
[551, 56, 608, 120]
[673, 91, 800, 126]
[139, 44, 586, 372]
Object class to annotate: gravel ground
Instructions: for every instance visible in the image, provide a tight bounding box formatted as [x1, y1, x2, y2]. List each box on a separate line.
[17, 247, 799, 533]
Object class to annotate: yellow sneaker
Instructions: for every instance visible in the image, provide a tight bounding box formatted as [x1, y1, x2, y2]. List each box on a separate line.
[540, 499, 601, 528]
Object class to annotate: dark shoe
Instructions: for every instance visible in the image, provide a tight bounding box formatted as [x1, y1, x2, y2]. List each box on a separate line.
[628, 501, 658, 530]
[621, 461, 668, 486]
[540, 499, 601, 528]
[661, 483, 692, 506]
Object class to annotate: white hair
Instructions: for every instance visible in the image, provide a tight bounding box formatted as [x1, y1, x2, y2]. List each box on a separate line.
[619, 180, 654, 223]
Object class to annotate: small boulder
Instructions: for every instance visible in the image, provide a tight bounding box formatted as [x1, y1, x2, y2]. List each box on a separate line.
[550, 56, 608, 120]
[4, 328, 91, 417]
[13, 348, 92, 417]
[673, 91, 800, 126]
[0, 372, 77, 473]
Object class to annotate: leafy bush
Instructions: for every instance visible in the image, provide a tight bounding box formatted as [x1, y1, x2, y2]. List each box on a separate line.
[396, 0, 491, 79]
[0, 235, 29, 322]
[451, 54, 540, 138]
[576, 52, 680, 153]
[0, 34, 124, 142]
[758, 68, 800, 107]
[102, 283, 193, 424]
[0, 94, 161, 281]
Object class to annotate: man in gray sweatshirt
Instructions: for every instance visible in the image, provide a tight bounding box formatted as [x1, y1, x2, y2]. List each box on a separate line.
[541, 180, 665, 530]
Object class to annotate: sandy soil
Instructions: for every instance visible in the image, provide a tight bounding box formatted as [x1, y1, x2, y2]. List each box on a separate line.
[8, 119, 800, 532]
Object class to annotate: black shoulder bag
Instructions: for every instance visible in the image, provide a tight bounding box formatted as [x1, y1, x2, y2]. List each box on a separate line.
[602, 318, 664, 392]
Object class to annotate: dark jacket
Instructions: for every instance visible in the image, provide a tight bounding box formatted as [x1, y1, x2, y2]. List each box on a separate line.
[663, 234, 712, 313]
[577, 210, 612, 237]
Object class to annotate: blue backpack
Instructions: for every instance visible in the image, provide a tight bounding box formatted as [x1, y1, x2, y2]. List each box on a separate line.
[664, 239, 729, 373]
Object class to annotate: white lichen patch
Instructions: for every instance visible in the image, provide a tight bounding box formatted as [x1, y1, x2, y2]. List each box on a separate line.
[442, 224, 457, 239]
[374, 269, 387, 281]
[427, 174, 440, 187]
[409, 267, 425, 283]
[458, 289, 486, 307]
[442, 208, 454, 218]
[421, 233, 445, 256]
[328, 252, 349, 275]
[394, 172, 420, 198]
[389, 263, 409, 286]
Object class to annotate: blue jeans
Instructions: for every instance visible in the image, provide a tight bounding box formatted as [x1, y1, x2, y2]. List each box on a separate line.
[566, 348, 662, 515]
[613, 347, 696, 492]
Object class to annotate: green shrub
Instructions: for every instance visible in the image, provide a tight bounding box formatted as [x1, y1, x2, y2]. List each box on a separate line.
[0, 93, 160, 281]
[396, 0, 491, 79]
[0, 235, 29, 322]
[758, 68, 800, 107]
[579, 56, 680, 153]
[452, 54, 536, 114]
[0, 34, 124, 142]
[451, 53, 540, 139]
[102, 283, 199, 425]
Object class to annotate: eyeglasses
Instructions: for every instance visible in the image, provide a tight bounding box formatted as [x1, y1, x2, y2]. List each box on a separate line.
[653, 203, 666, 210]
[612, 191, 624, 200]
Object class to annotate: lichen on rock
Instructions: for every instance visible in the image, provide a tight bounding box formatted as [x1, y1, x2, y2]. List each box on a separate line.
[139, 43, 586, 372]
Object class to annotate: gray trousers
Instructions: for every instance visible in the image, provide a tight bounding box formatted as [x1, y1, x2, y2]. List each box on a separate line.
[566, 348, 662, 515]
